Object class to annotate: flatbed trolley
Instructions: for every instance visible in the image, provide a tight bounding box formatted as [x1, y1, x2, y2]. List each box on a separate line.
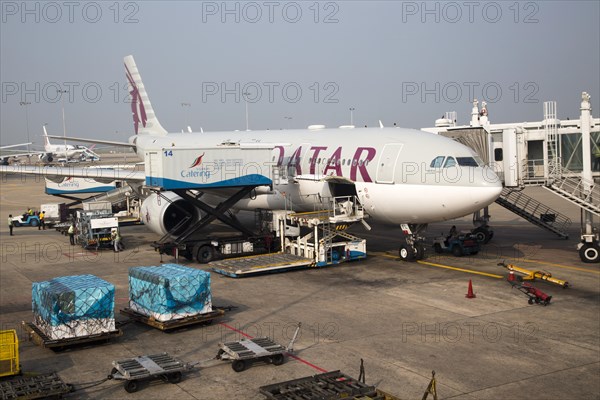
[0, 372, 73, 399]
[217, 323, 301, 372]
[20, 322, 122, 350]
[109, 353, 196, 393]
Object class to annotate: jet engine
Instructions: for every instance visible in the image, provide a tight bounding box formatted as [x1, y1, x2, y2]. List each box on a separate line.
[39, 153, 53, 163]
[140, 191, 200, 237]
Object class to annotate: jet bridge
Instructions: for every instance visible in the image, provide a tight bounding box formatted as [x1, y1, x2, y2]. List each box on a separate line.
[424, 94, 600, 262]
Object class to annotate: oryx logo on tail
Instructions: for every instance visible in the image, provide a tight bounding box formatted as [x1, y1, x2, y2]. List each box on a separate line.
[189, 153, 205, 168]
[125, 64, 147, 135]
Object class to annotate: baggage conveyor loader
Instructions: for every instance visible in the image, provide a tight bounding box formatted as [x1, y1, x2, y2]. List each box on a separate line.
[498, 261, 569, 288]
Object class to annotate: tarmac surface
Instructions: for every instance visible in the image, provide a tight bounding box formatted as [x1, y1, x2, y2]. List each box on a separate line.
[1, 172, 599, 399]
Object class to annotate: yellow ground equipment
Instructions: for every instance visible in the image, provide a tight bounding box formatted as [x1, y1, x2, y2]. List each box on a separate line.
[0, 329, 20, 377]
[499, 262, 569, 288]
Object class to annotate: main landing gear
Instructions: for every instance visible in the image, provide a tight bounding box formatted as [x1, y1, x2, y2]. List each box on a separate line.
[398, 224, 426, 262]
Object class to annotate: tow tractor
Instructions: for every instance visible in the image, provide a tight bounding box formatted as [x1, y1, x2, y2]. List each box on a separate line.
[432, 230, 480, 256]
[11, 214, 40, 227]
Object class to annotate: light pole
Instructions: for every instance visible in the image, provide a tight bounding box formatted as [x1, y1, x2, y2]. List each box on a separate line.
[57, 89, 69, 147]
[19, 101, 31, 152]
[284, 116, 292, 129]
[349, 107, 355, 126]
[243, 92, 250, 131]
[181, 102, 191, 131]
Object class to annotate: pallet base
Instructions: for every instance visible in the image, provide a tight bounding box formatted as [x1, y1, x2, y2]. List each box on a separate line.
[21, 321, 122, 349]
[119, 308, 225, 331]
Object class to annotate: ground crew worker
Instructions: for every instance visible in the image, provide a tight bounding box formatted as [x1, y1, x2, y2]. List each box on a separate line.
[111, 228, 122, 252]
[8, 214, 14, 236]
[68, 223, 75, 245]
[39, 211, 45, 230]
[27, 207, 33, 216]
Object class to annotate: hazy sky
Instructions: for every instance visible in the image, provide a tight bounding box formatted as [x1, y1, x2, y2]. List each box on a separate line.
[1, 1, 599, 146]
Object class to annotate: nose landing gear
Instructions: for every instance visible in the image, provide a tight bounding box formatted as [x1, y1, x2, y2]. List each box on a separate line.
[399, 224, 426, 262]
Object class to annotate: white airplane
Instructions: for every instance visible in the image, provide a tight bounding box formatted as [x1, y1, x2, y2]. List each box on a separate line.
[2, 55, 502, 260]
[40, 126, 100, 163]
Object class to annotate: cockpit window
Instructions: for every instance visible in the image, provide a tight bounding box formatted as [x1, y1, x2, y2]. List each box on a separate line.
[443, 157, 457, 168]
[430, 156, 445, 168]
[456, 157, 479, 167]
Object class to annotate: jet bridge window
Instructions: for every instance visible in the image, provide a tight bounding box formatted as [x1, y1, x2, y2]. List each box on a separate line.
[430, 156, 445, 168]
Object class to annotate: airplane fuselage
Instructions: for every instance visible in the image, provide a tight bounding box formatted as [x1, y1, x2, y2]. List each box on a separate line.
[133, 127, 502, 225]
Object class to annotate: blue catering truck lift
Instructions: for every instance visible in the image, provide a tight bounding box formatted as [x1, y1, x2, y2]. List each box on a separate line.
[146, 143, 278, 263]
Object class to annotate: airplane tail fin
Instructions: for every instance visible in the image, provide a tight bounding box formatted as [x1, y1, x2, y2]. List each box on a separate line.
[124, 55, 168, 136]
[42, 126, 51, 148]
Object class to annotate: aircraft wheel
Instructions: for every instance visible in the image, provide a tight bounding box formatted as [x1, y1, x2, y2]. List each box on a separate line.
[579, 243, 600, 263]
[472, 227, 492, 244]
[414, 242, 425, 260]
[399, 244, 415, 262]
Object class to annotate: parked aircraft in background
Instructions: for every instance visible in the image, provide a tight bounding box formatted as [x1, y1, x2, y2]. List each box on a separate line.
[40, 126, 100, 163]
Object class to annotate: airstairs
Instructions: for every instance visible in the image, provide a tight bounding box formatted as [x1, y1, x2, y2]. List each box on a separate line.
[544, 165, 600, 216]
[495, 187, 571, 239]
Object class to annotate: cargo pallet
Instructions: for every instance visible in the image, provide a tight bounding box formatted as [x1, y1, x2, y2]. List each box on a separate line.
[20, 322, 122, 350]
[109, 353, 195, 393]
[0, 372, 72, 399]
[217, 323, 300, 372]
[119, 308, 225, 331]
[259, 370, 401, 400]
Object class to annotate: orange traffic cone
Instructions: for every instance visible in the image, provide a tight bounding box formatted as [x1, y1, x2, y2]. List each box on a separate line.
[507, 269, 516, 282]
[466, 279, 476, 298]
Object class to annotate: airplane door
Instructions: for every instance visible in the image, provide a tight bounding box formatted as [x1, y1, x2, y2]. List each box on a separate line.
[376, 143, 403, 184]
[146, 151, 160, 186]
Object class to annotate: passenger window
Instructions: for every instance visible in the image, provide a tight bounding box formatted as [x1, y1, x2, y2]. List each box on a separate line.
[444, 157, 457, 168]
[430, 156, 445, 168]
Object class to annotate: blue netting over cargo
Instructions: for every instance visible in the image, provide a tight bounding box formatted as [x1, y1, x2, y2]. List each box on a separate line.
[129, 264, 212, 320]
[32, 275, 115, 326]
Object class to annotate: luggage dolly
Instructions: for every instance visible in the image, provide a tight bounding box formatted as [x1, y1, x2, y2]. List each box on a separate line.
[108, 353, 197, 393]
[217, 323, 301, 372]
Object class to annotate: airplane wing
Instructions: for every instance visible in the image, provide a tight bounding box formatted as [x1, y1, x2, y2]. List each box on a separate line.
[0, 142, 33, 150]
[0, 165, 146, 183]
[46, 135, 134, 148]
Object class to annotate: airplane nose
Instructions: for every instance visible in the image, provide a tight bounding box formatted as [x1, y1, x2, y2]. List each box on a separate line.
[472, 169, 503, 207]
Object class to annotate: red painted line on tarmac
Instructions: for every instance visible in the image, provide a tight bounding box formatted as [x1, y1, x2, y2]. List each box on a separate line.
[219, 322, 253, 338]
[285, 354, 328, 373]
[218, 322, 328, 373]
